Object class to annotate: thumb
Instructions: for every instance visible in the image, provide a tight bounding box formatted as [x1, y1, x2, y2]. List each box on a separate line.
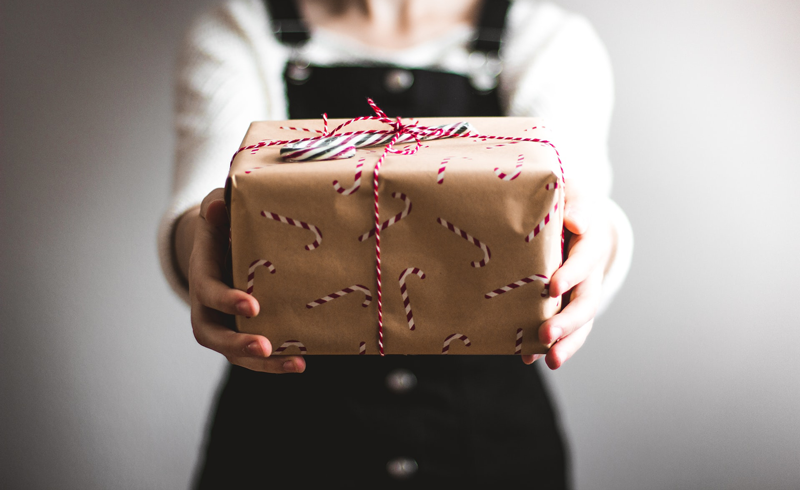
[199, 188, 228, 228]
[205, 199, 229, 229]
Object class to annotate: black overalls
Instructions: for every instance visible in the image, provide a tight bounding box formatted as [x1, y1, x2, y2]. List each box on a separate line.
[196, 1, 568, 487]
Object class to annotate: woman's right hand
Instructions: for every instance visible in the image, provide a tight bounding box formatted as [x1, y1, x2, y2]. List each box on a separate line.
[177, 188, 306, 374]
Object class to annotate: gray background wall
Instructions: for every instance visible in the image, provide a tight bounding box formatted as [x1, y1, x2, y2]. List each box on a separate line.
[2, 0, 798, 488]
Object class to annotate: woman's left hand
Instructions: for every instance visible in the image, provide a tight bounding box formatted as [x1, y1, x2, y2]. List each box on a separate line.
[522, 180, 617, 370]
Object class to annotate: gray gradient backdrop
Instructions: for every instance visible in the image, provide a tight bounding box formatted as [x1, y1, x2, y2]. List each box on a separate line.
[2, 0, 799, 488]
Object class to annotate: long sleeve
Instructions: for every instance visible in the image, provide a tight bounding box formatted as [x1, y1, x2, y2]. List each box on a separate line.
[157, 0, 286, 302]
[502, 1, 633, 313]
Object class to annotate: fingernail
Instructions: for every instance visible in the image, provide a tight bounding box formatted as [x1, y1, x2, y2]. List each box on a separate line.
[235, 300, 251, 316]
[245, 341, 262, 357]
[283, 360, 296, 373]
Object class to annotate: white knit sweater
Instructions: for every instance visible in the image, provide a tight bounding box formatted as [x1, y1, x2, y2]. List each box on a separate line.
[158, 0, 633, 311]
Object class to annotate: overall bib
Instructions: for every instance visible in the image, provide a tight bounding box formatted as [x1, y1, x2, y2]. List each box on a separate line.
[196, 2, 568, 487]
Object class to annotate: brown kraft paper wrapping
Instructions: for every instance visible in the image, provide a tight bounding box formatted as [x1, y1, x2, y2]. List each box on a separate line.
[226, 117, 564, 355]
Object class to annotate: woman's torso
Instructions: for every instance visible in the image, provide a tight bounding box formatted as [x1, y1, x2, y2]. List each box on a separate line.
[195, 1, 569, 487]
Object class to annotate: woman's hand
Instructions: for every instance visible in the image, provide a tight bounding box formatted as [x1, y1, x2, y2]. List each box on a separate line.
[522, 180, 617, 370]
[176, 188, 306, 374]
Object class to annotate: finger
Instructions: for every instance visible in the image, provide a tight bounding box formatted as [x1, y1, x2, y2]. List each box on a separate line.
[563, 179, 597, 235]
[549, 229, 606, 298]
[205, 198, 229, 229]
[192, 270, 258, 317]
[539, 268, 603, 345]
[234, 355, 307, 374]
[191, 304, 249, 350]
[545, 319, 594, 370]
[521, 354, 544, 365]
[191, 255, 258, 318]
[191, 313, 305, 374]
[191, 216, 259, 317]
[199, 188, 225, 220]
[211, 326, 306, 374]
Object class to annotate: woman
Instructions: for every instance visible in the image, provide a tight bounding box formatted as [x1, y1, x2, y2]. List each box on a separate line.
[158, 0, 633, 487]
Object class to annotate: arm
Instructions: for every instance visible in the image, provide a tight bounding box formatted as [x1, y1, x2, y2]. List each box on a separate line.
[502, 4, 634, 368]
[159, 1, 304, 373]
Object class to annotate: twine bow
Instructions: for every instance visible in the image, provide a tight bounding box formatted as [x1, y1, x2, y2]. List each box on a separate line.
[232, 99, 566, 356]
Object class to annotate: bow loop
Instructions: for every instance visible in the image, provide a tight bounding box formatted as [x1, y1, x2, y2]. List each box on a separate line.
[278, 100, 472, 162]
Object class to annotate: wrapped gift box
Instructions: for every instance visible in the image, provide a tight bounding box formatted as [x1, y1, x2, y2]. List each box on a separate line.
[226, 117, 564, 355]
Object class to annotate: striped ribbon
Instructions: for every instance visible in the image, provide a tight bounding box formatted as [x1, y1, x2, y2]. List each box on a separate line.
[231, 99, 566, 356]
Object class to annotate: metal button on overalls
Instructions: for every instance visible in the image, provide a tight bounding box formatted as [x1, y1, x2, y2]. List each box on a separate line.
[385, 368, 417, 393]
[386, 457, 418, 480]
[384, 69, 414, 93]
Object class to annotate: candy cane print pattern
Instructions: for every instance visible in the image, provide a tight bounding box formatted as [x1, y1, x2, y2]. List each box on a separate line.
[442, 333, 472, 354]
[332, 157, 366, 195]
[306, 284, 373, 309]
[245, 259, 275, 295]
[515, 328, 523, 355]
[524, 202, 559, 243]
[359, 341, 366, 355]
[436, 217, 491, 268]
[274, 340, 307, 354]
[436, 157, 450, 184]
[485, 274, 550, 299]
[358, 192, 412, 242]
[545, 181, 559, 190]
[494, 154, 524, 181]
[398, 268, 426, 330]
[436, 156, 471, 185]
[485, 141, 520, 150]
[260, 211, 323, 250]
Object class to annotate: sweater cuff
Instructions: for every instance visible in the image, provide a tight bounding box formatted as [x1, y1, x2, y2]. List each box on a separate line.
[157, 196, 199, 306]
[596, 198, 634, 316]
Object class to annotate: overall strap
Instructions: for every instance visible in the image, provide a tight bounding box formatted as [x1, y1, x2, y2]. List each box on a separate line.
[264, 0, 309, 46]
[467, 0, 510, 92]
[472, 0, 511, 55]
